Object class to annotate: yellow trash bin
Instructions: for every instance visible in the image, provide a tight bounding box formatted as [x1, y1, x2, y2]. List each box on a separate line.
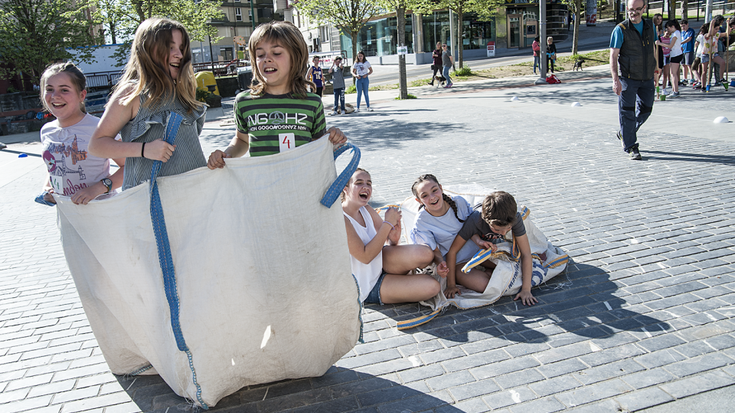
[195, 71, 220, 96]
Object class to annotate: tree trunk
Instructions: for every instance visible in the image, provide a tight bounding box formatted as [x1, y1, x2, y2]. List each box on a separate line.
[572, 0, 581, 55]
[397, 5, 407, 99]
[681, 0, 689, 20]
[668, 1, 675, 20]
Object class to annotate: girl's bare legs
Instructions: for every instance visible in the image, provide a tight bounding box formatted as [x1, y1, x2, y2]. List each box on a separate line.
[670, 62, 680, 93]
[379, 244, 438, 304]
[701, 61, 710, 87]
[455, 264, 492, 294]
[380, 273, 441, 304]
[382, 244, 433, 274]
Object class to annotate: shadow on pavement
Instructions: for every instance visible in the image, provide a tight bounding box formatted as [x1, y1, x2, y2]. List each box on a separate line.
[329, 116, 460, 152]
[643, 150, 735, 166]
[367, 261, 670, 348]
[116, 369, 462, 412]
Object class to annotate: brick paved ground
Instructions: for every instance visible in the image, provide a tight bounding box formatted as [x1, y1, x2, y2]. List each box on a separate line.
[2, 68, 735, 412]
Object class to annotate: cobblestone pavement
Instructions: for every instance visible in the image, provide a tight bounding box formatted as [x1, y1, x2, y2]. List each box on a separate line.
[1, 68, 735, 412]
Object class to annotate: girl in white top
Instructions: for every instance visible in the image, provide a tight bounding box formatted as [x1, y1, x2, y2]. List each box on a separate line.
[38, 62, 124, 205]
[409, 174, 485, 277]
[342, 169, 438, 304]
[656, 20, 682, 97]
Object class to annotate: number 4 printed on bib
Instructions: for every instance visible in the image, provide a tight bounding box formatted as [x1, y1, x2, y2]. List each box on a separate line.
[279, 133, 295, 152]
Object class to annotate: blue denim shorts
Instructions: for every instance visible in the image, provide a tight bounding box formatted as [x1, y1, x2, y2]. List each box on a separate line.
[365, 271, 387, 305]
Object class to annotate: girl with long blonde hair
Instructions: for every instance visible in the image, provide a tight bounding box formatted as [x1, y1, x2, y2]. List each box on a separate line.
[89, 17, 207, 190]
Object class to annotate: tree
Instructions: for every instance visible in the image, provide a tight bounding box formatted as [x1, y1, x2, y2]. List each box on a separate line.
[561, 0, 583, 55]
[293, 0, 382, 65]
[0, 0, 102, 85]
[680, 0, 689, 21]
[96, 0, 223, 43]
[95, 0, 224, 67]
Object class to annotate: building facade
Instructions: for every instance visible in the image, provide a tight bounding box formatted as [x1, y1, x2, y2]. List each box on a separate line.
[195, 0, 282, 64]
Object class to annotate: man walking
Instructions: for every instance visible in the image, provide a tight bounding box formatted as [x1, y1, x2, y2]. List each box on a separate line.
[609, 0, 657, 160]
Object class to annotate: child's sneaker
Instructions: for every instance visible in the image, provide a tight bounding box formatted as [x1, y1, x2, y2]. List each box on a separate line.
[666, 91, 680, 98]
[661, 88, 668, 95]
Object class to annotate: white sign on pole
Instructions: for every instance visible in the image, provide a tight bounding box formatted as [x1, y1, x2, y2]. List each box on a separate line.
[397, 46, 408, 55]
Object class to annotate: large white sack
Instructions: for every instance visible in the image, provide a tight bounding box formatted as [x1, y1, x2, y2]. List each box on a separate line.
[55, 137, 362, 408]
[400, 186, 569, 315]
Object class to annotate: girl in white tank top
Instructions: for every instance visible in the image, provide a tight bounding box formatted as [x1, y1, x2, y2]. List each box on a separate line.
[342, 169, 440, 305]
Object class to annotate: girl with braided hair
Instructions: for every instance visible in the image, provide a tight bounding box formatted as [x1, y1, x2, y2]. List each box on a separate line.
[410, 174, 485, 281]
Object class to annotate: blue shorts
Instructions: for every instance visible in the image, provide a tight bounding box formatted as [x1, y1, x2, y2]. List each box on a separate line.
[365, 271, 387, 305]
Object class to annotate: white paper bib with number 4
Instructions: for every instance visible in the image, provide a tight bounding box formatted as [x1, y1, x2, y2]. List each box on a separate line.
[279, 133, 296, 152]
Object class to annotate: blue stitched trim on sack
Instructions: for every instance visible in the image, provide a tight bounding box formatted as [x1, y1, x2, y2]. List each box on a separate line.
[149, 112, 208, 409]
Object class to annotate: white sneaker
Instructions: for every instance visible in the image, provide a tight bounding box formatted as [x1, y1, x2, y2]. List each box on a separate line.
[367, 107, 373, 112]
[330, 110, 337, 116]
[355, 108, 360, 113]
[661, 88, 668, 95]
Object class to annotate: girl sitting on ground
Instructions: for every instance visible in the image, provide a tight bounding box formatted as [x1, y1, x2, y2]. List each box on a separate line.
[343, 169, 439, 305]
[409, 174, 487, 280]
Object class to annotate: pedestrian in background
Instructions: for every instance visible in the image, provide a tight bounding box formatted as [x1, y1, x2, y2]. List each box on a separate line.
[546, 37, 557, 74]
[307, 55, 323, 97]
[330, 56, 346, 115]
[609, 0, 657, 161]
[352, 51, 373, 112]
[532, 37, 541, 75]
[680, 20, 696, 85]
[442, 44, 453, 88]
[430, 42, 442, 86]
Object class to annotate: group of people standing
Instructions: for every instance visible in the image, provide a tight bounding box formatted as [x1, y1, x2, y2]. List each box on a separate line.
[610, 0, 732, 161]
[430, 42, 454, 88]
[307, 51, 374, 115]
[650, 14, 733, 98]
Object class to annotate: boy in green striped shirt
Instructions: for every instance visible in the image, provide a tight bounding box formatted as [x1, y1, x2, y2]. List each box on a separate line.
[208, 21, 345, 167]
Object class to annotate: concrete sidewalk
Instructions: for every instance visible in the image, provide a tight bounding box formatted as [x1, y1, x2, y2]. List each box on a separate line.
[2, 67, 735, 413]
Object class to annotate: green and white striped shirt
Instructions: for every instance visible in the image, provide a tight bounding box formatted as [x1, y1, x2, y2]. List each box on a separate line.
[235, 92, 326, 157]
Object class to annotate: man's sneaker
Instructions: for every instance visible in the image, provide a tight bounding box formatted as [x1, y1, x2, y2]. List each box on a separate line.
[629, 148, 642, 160]
[667, 91, 680, 98]
[616, 131, 625, 148]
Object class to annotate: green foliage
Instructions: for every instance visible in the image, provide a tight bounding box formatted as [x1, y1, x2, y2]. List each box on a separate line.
[395, 93, 417, 99]
[196, 87, 211, 102]
[293, 0, 382, 60]
[453, 66, 473, 76]
[95, 0, 224, 44]
[94, 0, 224, 67]
[346, 85, 357, 94]
[0, 0, 103, 85]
